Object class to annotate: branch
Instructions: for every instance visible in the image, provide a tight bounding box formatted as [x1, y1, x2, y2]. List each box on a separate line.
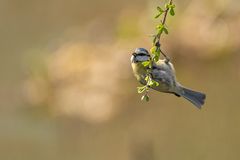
[162, 0, 173, 25]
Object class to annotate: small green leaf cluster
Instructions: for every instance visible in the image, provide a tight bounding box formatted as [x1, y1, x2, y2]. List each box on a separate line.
[166, 4, 176, 16]
[142, 61, 150, 67]
[154, 6, 165, 18]
[141, 94, 150, 102]
[150, 45, 161, 62]
[137, 75, 159, 102]
[145, 76, 159, 87]
[137, 75, 159, 93]
[156, 24, 168, 35]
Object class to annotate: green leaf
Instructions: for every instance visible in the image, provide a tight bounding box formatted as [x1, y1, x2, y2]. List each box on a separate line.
[142, 61, 150, 67]
[155, 13, 161, 19]
[158, 29, 163, 35]
[149, 80, 155, 86]
[156, 24, 163, 29]
[155, 6, 165, 18]
[170, 8, 175, 16]
[149, 62, 153, 69]
[155, 47, 160, 56]
[147, 79, 160, 87]
[153, 55, 159, 62]
[163, 27, 169, 34]
[166, 3, 176, 10]
[170, 4, 176, 8]
[145, 75, 150, 82]
[153, 80, 159, 86]
[156, 24, 168, 35]
[157, 6, 164, 12]
[137, 86, 146, 94]
[141, 94, 150, 102]
[150, 46, 157, 54]
[165, 4, 169, 9]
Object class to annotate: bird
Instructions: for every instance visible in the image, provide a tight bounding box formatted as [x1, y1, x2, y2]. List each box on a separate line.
[131, 48, 206, 109]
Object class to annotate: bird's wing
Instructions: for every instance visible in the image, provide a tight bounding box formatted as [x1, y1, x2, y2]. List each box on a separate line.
[151, 68, 171, 85]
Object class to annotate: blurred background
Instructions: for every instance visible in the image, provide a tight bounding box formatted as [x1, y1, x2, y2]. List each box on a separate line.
[1, 0, 240, 159]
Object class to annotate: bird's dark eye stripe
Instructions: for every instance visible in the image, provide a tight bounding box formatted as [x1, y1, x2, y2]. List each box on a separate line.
[137, 53, 150, 56]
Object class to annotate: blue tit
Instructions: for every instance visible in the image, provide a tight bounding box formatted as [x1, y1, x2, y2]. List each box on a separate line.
[131, 48, 206, 109]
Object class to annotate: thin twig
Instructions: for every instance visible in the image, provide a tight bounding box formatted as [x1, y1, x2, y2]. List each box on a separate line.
[162, 0, 173, 26]
[160, 49, 170, 63]
[158, 0, 173, 40]
[156, 0, 173, 61]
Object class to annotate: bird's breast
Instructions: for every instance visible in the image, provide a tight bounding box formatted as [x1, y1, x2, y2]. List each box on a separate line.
[131, 63, 148, 84]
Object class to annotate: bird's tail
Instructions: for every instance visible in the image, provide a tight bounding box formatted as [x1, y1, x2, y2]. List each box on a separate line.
[178, 87, 206, 109]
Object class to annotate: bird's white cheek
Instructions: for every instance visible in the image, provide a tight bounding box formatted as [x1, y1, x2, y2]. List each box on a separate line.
[130, 55, 134, 63]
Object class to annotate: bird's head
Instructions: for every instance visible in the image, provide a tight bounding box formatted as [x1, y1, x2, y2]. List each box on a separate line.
[131, 48, 150, 63]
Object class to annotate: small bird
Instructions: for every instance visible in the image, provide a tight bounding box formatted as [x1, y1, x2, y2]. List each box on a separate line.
[131, 48, 206, 109]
